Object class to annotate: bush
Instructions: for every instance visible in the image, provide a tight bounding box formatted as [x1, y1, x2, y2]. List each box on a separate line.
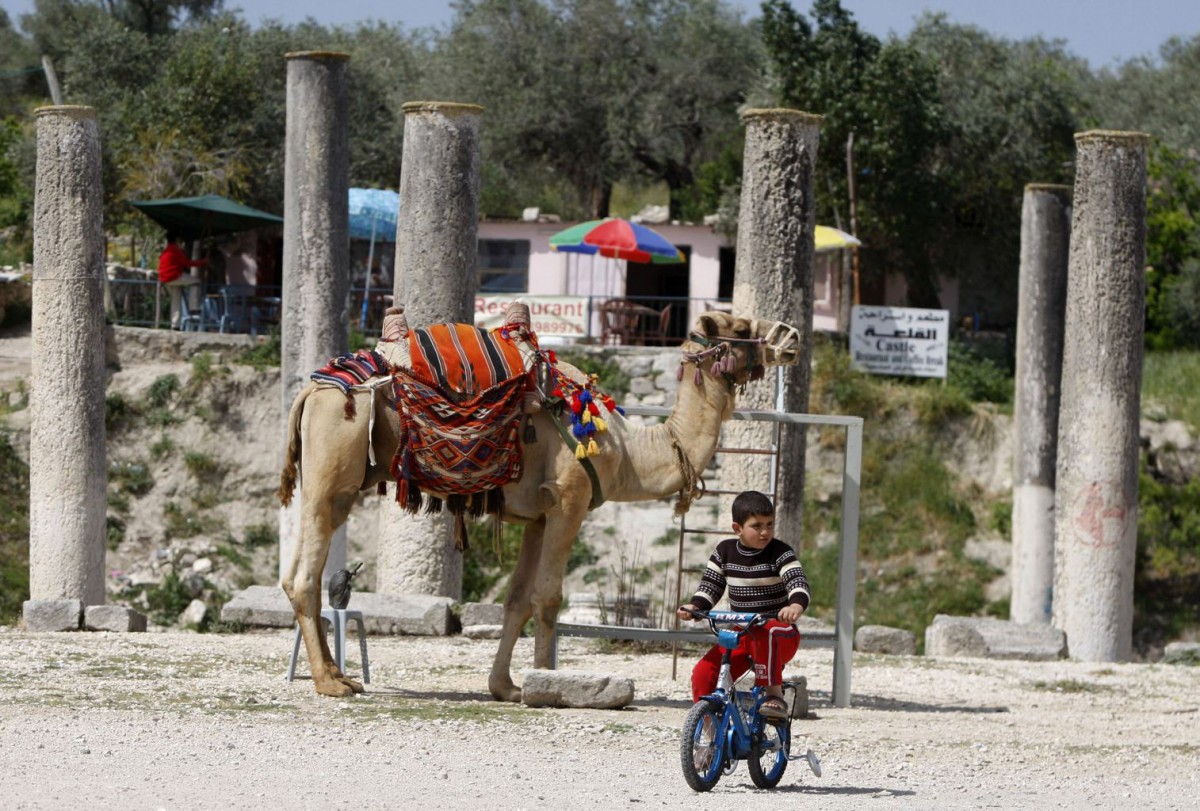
[0, 433, 30, 623]
[946, 341, 1012, 404]
[235, 329, 281, 371]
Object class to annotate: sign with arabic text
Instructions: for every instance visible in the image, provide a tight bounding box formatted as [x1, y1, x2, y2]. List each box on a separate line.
[850, 305, 949, 378]
[475, 294, 590, 338]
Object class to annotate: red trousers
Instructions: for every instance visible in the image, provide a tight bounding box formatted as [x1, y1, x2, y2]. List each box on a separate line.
[690, 620, 800, 703]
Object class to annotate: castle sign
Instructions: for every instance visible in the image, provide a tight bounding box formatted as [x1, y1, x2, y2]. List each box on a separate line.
[850, 305, 949, 378]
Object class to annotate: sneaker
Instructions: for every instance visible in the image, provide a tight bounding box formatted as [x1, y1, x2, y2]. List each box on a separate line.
[758, 696, 789, 719]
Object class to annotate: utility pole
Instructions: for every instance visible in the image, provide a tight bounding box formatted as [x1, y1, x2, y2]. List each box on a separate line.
[41, 56, 63, 105]
[846, 131, 860, 305]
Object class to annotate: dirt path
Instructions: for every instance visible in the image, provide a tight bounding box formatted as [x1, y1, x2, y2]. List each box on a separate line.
[1, 628, 1197, 810]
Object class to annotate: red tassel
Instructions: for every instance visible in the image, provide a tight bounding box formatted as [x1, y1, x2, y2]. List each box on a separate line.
[343, 395, 356, 420]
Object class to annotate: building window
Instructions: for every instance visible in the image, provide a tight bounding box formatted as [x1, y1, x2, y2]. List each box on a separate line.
[478, 239, 530, 293]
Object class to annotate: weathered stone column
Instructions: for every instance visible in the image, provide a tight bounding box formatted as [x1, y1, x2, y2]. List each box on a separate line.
[375, 101, 483, 597]
[1053, 130, 1149, 661]
[1011, 184, 1072, 625]
[279, 51, 351, 586]
[723, 109, 821, 542]
[26, 105, 106, 625]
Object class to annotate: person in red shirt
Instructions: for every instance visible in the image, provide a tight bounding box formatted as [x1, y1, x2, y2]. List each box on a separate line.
[157, 232, 206, 329]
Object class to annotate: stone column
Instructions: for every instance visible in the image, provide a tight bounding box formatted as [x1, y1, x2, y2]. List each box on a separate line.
[1053, 130, 1149, 662]
[723, 109, 821, 542]
[375, 101, 483, 598]
[26, 106, 107, 621]
[278, 51, 351, 586]
[1010, 184, 1072, 625]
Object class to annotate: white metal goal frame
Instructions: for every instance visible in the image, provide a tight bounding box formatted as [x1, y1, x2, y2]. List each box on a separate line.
[551, 401, 863, 709]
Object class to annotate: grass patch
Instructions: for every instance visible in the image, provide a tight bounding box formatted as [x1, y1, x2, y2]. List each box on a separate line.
[1143, 350, 1200, 429]
[0, 433, 30, 623]
[1028, 679, 1109, 694]
[235, 328, 281, 371]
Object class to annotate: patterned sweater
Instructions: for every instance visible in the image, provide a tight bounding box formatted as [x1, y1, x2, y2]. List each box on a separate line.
[690, 538, 811, 614]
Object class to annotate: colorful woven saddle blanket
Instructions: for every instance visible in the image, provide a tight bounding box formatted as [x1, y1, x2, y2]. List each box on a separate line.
[389, 365, 526, 518]
[310, 350, 390, 393]
[406, 323, 527, 396]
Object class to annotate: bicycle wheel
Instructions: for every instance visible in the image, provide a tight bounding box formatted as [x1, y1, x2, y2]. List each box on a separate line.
[747, 719, 790, 788]
[680, 700, 725, 792]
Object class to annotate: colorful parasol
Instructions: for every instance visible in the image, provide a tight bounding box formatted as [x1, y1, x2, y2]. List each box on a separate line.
[549, 218, 685, 264]
[814, 225, 862, 251]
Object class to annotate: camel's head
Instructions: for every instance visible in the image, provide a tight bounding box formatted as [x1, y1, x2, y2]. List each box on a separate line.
[684, 311, 803, 386]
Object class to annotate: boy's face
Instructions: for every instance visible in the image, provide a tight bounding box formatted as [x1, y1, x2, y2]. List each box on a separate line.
[733, 513, 775, 549]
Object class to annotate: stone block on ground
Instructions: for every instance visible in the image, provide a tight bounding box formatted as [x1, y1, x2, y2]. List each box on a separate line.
[22, 599, 83, 632]
[84, 605, 147, 632]
[219, 586, 453, 636]
[521, 669, 634, 709]
[463, 624, 503, 640]
[1163, 641, 1200, 665]
[460, 602, 505, 627]
[855, 625, 917, 655]
[784, 675, 808, 719]
[924, 614, 1066, 660]
[180, 599, 208, 627]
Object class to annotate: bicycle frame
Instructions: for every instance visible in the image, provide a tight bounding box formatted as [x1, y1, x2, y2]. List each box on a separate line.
[697, 612, 788, 765]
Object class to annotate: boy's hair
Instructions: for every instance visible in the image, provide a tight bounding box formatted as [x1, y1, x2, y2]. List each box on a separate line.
[732, 490, 774, 525]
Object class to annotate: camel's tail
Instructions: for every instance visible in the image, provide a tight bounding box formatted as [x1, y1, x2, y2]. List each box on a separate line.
[278, 384, 310, 506]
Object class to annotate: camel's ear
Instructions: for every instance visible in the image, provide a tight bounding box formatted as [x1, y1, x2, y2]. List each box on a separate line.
[697, 314, 721, 338]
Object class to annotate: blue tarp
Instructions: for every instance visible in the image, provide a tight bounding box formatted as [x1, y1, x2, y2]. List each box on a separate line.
[348, 188, 400, 241]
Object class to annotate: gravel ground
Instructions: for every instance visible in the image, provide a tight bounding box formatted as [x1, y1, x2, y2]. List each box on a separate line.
[1, 627, 1198, 810]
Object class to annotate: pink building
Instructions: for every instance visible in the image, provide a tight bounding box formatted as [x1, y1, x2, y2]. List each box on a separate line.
[476, 219, 848, 342]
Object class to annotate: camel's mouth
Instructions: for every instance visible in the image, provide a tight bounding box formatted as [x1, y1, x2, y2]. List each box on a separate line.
[759, 321, 803, 366]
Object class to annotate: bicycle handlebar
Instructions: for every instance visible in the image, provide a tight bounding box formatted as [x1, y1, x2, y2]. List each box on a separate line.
[681, 608, 778, 625]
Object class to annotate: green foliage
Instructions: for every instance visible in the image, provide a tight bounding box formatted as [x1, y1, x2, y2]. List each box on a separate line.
[104, 392, 140, 433]
[567, 538, 600, 572]
[163, 501, 221, 539]
[0, 432, 30, 622]
[242, 522, 277, 549]
[1136, 463, 1200, 645]
[462, 519, 524, 603]
[150, 434, 175, 461]
[106, 515, 126, 550]
[1143, 350, 1200, 429]
[140, 570, 194, 626]
[108, 458, 154, 497]
[235, 329, 281, 371]
[183, 451, 222, 486]
[988, 500, 1012, 537]
[946, 341, 1013, 404]
[147, 373, 180, 408]
[189, 353, 215, 386]
[557, 352, 630, 399]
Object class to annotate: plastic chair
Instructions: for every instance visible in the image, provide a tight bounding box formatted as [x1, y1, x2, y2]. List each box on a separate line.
[640, 303, 673, 345]
[600, 299, 640, 345]
[219, 285, 255, 333]
[201, 295, 223, 332]
[178, 293, 202, 332]
[286, 607, 371, 684]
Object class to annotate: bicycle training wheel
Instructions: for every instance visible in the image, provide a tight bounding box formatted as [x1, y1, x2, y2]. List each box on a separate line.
[747, 719, 790, 788]
[680, 700, 725, 792]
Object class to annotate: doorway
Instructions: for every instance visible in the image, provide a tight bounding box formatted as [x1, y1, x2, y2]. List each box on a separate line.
[625, 245, 691, 344]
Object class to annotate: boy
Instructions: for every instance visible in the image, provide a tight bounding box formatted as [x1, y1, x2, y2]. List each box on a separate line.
[677, 490, 809, 719]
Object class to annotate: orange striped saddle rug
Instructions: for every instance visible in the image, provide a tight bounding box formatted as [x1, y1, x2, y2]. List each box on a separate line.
[406, 323, 526, 396]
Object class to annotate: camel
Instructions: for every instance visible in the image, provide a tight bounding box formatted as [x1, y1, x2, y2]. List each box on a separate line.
[278, 310, 803, 701]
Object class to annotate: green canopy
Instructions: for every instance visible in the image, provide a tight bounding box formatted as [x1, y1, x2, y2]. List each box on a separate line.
[129, 194, 284, 240]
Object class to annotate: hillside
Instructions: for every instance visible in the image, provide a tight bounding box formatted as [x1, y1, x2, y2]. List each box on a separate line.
[0, 325, 1196, 656]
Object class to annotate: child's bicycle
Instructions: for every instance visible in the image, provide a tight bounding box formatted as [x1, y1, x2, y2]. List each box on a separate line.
[679, 609, 822, 792]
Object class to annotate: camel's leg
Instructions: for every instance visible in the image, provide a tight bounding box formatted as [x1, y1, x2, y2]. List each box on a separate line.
[282, 395, 373, 697]
[488, 517, 545, 702]
[529, 497, 591, 670]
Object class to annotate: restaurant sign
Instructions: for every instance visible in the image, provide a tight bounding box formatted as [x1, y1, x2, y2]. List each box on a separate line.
[850, 305, 949, 378]
[475, 294, 590, 338]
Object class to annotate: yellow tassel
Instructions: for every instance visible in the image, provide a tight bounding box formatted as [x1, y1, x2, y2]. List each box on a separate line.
[575, 443, 587, 460]
[581, 409, 592, 426]
[587, 438, 599, 456]
[593, 416, 607, 432]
